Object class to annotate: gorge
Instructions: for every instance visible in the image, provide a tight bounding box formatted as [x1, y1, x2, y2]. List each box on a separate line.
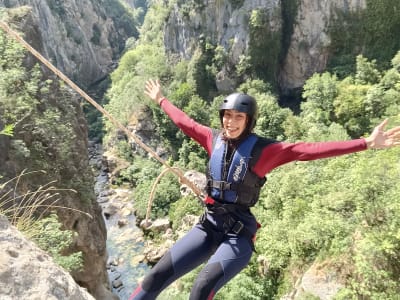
[1, 1, 399, 299]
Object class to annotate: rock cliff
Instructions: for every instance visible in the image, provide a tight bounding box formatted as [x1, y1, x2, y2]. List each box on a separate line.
[0, 2, 136, 299]
[0, 215, 96, 300]
[163, 0, 366, 92]
[280, 0, 366, 90]
[0, 0, 136, 88]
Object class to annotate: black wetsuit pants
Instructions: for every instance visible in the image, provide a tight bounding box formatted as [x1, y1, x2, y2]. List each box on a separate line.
[129, 223, 253, 300]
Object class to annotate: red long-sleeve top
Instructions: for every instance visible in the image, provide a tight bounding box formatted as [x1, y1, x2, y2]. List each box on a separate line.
[160, 97, 367, 177]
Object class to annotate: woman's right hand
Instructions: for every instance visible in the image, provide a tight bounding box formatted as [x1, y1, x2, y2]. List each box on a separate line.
[144, 79, 163, 105]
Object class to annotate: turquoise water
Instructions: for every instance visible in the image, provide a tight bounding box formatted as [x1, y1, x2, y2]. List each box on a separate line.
[106, 212, 150, 300]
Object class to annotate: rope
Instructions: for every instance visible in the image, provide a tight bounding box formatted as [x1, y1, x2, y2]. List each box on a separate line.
[0, 20, 204, 200]
[144, 167, 181, 228]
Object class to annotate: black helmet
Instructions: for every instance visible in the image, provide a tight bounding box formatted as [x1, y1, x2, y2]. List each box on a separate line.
[219, 93, 258, 130]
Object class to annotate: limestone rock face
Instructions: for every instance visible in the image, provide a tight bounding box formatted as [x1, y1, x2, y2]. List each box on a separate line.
[280, 261, 343, 300]
[0, 0, 135, 87]
[280, 0, 367, 91]
[0, 3, 135, 298]
[163, 0, 367, 92]
[165, 0, 280, 62]
[0, 215, 95, 300]
[164, 0, 281, 92]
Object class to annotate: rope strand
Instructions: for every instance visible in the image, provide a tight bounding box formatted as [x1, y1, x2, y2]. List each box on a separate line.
[0, 20, 204, 199]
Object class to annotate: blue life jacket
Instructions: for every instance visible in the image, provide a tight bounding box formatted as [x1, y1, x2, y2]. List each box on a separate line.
[207, 133, 266, 207]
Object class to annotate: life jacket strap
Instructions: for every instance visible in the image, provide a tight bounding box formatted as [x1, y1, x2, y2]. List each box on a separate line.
[208, 180, 234, 190]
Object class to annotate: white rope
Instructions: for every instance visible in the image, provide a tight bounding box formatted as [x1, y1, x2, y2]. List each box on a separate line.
[0, 20, 204, 199]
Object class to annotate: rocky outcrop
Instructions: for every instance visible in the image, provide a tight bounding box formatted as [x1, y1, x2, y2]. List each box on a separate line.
[0, 12, 113, 300]
[0, 2, 137, 298]
[164, 0, 281, 93]
[0, 0, 136, 88]
[0, 215, 95, 300]
[281, 261, 343, 300]
[163, 0, 367, 92]
[280, 0, 366, 91]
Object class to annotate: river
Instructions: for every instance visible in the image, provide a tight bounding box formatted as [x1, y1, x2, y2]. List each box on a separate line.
[106, 202, 150, 299]
[91, 144, 150, 300]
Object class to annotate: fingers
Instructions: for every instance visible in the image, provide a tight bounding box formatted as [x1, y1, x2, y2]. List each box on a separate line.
[376, 118, 388, 133]
[144, 79, 155, 93]
[144, 79, 163, 105]
[383, 123, 400, 147]
[385, 125, 400, 137]
[144, 79, 159, 98]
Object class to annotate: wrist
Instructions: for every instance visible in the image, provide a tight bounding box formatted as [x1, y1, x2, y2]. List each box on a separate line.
[365, 137, 374, 149]
[158, 96, 165, 105]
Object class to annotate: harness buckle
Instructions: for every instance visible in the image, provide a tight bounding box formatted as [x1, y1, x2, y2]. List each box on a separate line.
[221, 181, 231, 190]
[231, 221, 244, 234]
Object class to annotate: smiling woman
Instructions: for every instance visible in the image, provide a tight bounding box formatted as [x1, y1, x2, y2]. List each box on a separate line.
[219, 93, 257, 139]
[128, 79, 400, 300]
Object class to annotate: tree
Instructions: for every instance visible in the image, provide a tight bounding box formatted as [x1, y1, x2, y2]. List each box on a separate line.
[355, 55, 381, 85]
[301, 72, 338, 126]
[334, 78, 371, 137]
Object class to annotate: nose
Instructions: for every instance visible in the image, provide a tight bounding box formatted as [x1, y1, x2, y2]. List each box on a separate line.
[225, 116, 234, 125]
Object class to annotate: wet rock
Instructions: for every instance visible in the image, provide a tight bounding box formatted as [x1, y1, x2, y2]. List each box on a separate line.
[112, 279, 123, 289]
[144, 218, 170, 233]
[118, 218, 128, 227]
[97, 196, 109, 204]
[103, 204, 119, 219]
[110, 272, 122, 281]
[131, 255, 146, 265]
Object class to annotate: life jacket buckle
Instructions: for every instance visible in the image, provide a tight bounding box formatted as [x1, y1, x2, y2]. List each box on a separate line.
[220, 181, 231, 190]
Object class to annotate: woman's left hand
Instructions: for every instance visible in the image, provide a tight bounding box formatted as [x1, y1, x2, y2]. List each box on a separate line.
[365, 119, 400, 149]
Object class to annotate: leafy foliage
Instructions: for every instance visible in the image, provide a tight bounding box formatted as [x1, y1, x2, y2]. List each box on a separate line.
[0, 124, 14, 136]
[100, 1, 400, 297]
[248, 9, 281, 86]
[328, 0, 400, 77]
[31, 213, 83, 272]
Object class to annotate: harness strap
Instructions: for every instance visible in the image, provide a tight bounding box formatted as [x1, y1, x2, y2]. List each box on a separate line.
[199, 213, 254, 245]
[201, 196, 257, 251]
[204, 196, 248, 212]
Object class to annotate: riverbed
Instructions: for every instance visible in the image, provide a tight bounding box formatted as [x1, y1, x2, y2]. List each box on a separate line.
[91, 144, 151, 300]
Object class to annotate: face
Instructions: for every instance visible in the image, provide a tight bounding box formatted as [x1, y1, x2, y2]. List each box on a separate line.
[222, 109, 248, 139]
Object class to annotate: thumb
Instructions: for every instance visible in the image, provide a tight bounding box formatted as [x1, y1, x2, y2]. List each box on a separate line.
[375, 119, 388, 133]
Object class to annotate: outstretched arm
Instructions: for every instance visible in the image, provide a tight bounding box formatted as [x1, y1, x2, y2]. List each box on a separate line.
[144, 79, 214, 154]
[253, 119, 400, 177]
[365, 119, 400, 149]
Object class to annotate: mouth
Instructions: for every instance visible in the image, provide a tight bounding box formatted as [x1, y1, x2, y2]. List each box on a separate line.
[225, 127, 240, 135]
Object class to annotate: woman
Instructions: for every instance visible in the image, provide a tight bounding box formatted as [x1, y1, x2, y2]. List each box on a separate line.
[129, 79, 400, 300]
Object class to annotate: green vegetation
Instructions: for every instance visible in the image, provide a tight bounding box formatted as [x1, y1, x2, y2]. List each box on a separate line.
[96, 0, 139, 38]
[105, 8, 400, 293]
[328, 0, 400, 77]
[0, 124, 14, 136]
[31, 213, 83, 272]
[0, 29, 95, 203]
[0, 171, 84, 272]
[45, 0, 66, 17]
[3, 0, 400, 298]
[248, 9, 282, 87]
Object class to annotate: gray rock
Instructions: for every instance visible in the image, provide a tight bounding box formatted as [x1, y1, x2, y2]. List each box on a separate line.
[0, 215, 95, 300]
